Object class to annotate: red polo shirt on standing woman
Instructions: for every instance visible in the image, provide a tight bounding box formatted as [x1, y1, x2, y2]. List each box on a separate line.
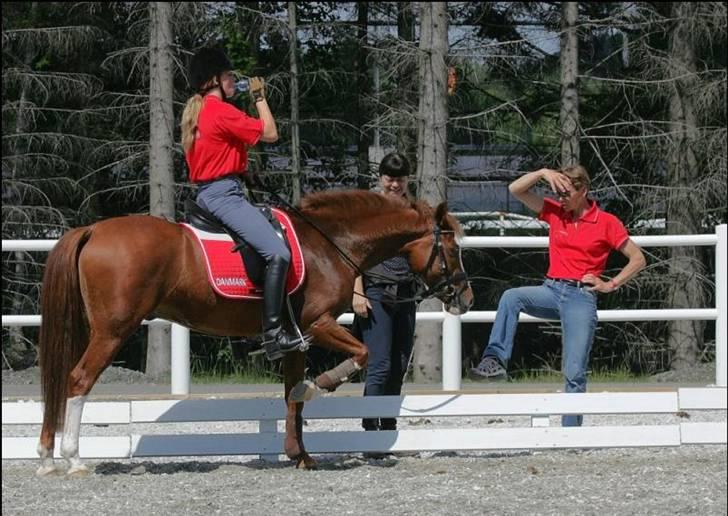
[539, 197, 629, 281]
[185, 96, 264, 183]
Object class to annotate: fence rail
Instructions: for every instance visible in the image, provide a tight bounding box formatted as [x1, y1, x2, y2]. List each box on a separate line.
[3, 225, 726, 393]
[2, 388, 726, 460]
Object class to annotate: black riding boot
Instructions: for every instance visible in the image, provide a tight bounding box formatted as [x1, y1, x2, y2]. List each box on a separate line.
[262, 255, 304, 361]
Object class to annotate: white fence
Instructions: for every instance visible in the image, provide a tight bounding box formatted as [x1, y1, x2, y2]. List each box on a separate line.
[3, 225, 726, 393]
[2, 388, 726, 460]
[2, 227, 727, 460]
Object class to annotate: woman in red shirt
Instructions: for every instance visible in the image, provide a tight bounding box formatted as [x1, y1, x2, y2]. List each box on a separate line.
[180, 47, 304, 360]
[470, 165, 646, 426]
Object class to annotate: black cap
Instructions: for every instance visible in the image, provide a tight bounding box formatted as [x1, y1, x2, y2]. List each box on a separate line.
[189, 47, 233, 92]
[378, 152, 411, 178]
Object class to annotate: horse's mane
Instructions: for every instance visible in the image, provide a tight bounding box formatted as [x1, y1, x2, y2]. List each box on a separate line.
[297, 189, 463, 236]
[299, 190, 426, 219]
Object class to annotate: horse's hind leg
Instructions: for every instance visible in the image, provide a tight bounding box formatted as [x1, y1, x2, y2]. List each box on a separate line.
[60, 334, 124, 477]
[37, 428, 61, 476]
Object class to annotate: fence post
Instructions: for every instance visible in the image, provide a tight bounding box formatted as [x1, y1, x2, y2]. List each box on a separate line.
[716, 224, 727, 387]
[258, 420, 279, 462]
[171, 324, 190, 395]
[442, 312, 462, 391]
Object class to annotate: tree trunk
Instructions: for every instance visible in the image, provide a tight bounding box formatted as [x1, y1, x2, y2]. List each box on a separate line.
[288, 2, 301, 204]
[666, 2, 705, 371]
[356, 2, 372, 189]
[146, 2, 174, 377]
[560, 1, 579, 167]
[397, 2, 418, 173]
[413, 1, 448, 383]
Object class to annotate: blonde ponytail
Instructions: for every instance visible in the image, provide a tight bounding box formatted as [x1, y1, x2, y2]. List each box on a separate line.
[181, 94, 204, 152]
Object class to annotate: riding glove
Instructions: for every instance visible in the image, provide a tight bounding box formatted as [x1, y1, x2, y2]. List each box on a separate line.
[250, 77, 265, 102]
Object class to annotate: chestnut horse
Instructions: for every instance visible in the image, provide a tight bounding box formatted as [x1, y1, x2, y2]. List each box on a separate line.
[36, 190, 473, 476]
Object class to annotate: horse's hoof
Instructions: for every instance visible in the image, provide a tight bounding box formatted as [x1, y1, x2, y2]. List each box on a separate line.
[66, 465, 91, 478]
[36, 465, 61, 477]
[289, 380, 322, 402]
[295, 454, 318, 470]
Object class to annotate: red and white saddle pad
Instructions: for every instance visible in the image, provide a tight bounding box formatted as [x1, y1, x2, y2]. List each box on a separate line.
[180, 208, 305, 300]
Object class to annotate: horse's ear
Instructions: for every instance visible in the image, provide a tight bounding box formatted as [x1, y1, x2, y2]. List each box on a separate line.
[435, 202, 448, 225]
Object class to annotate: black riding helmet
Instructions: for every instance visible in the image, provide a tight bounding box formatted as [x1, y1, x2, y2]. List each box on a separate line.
[189, 47, 233, 95]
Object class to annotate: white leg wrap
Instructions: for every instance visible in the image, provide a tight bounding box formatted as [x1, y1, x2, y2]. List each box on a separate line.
[324, 358, 361, 385]
[61, 395, 90, 476]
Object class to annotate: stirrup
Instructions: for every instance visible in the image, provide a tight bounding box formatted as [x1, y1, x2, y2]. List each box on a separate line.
[262, 330, 312, 361]
[259, 296, 311, 361]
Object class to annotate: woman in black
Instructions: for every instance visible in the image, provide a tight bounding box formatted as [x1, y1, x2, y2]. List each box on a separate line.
[352, 152, 416, 434]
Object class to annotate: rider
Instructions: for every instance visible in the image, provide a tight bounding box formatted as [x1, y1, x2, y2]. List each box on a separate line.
[181, 46, 303, 360]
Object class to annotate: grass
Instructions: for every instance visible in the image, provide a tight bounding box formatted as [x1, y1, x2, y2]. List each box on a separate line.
[189, 343, 284, 383]
[192, 366, 650, 385]
[498, 366, 649, 384]
[191, 359, 282, 384]
[192, 371, 281, 384]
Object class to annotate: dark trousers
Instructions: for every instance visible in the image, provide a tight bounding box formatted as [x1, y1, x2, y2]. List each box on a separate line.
[354, 284, 416, 431]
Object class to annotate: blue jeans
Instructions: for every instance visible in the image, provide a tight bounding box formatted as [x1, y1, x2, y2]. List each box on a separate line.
[355, 284, 416, 430]
[482, 279, 598, 427]
[196, 177, 290, 263]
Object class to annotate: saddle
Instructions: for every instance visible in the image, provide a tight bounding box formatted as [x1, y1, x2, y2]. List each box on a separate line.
[182, 199, 305, 300]
[185, 199, 286, 285]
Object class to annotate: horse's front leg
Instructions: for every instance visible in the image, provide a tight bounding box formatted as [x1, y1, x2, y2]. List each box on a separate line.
[282, 351, 317, 470]
[290, 313, 368, 402]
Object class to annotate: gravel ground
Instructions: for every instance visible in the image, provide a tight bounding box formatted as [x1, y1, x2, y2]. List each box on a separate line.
[3, 366, 726, 515]
[2, 365, 157, 385]
[2, 446, 726, 515]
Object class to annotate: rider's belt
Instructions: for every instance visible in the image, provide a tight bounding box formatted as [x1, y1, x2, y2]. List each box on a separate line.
[196, 173, 244, 187]
[547, 277, 586, 288]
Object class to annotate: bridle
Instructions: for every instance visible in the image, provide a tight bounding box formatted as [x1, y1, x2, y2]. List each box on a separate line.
[411, 224, 469, 306]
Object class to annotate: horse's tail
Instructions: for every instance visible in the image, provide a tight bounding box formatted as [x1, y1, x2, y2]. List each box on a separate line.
[39, 226, 92, 430]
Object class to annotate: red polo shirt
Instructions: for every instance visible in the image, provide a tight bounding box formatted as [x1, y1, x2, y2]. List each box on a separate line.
[539, 197, 629, 280]
[185, 96, 264, 183]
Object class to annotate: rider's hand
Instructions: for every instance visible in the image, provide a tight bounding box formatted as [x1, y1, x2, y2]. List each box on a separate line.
[249, 77, 265, 102]
[542, 169, 573, 198]
[581, 273, 618, 293]
[352, 292, 371, 318]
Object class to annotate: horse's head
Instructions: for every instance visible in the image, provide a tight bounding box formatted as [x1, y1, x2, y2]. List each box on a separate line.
[405, 202, 474, 315]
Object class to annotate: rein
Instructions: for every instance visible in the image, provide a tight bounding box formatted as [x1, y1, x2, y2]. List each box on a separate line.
[249, 177, 466, 304]
[247, 176, 370, 279]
